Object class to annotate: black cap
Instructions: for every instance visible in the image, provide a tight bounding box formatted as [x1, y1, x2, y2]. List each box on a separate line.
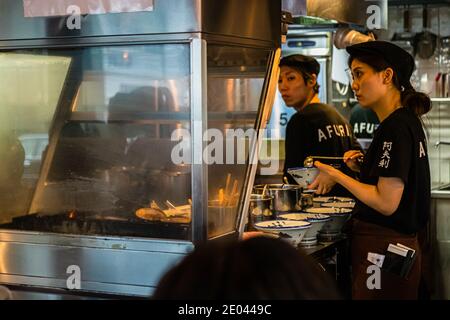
[279, 54, 320, 77]
[346, 41, 415, 90]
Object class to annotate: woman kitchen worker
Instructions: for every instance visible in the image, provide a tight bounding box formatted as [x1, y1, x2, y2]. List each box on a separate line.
[310, 41, 431, 299]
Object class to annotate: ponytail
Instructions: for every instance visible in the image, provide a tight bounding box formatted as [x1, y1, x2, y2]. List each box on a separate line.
[401, 88, 432, 117]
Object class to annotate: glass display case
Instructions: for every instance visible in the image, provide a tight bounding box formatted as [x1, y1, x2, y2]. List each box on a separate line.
[1, 45, 192, 240]
[0, 0, 281, 298]
[206, 45, 272, 238]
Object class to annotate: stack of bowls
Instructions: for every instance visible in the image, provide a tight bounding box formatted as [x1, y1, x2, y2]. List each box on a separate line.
[278, 213, 331, 246]
[313, 196, 355, 209]
[322, 201, 355, 209]
[304, 207, 352, 241]
[253, 219, 311, 246]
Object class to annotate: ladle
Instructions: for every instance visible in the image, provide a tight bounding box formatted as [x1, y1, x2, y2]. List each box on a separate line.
[303, 155, 364, 168]
[303, 156, 345, 167]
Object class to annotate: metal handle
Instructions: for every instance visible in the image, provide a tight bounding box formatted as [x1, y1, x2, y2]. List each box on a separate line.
[308, 156, 345, 160]
[435, 141, 450, 148]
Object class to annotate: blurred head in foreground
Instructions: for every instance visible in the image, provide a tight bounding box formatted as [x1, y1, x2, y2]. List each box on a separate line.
[153, 236, 342, 300]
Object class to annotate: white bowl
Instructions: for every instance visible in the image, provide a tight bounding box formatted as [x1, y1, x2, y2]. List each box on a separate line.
[278, 213, 331, 243]
[305, 207, 352, 235]
[313, 196, 354, 203]
[253, 219, 311, 246]
[321, 202, 355, 209]
[287, 167, 319, 188]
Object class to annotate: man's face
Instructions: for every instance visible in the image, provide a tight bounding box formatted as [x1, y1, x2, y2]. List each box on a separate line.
[278, 66, 315, 109]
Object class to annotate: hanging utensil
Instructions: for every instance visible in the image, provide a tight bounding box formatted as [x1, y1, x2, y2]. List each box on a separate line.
[391, 5, 414, 55]
[414, 5, 438, 59]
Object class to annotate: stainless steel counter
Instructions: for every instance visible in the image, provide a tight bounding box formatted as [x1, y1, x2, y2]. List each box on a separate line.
[431, 184, 450, 199]
[430, 185, 450, 299]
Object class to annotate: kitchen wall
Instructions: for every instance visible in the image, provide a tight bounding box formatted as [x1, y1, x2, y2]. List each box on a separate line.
[378, 5, 450, 188]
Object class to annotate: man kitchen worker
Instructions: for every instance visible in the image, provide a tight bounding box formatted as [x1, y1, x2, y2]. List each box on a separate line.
[279, 54, 361, 196]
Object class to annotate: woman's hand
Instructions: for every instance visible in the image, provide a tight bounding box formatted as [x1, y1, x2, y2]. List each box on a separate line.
[343, 150, 364, 173]
[308, 161, 339, 195]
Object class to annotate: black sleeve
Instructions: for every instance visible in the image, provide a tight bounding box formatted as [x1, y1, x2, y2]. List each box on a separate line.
[283, 116, 311, 182]
[367, 124, 411, 183]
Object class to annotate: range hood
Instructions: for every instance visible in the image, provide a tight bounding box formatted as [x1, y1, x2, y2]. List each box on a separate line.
[283, 0, 388, 29]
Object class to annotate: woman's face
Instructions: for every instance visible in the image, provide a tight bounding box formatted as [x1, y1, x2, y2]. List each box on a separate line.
[350, 59, 388, 108]
[278, 66, 313, 109]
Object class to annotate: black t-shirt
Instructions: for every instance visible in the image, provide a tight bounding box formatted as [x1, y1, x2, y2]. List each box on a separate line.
[283, 103, 360, 196]
[353, 107, 431, 234]
[349, 104, 380, 139]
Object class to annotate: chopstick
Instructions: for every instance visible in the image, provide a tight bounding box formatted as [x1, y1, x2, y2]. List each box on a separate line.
[218, 188, 225, 206]
[227, 179, 238, 207]
[214, 174, 239, 207]
[166, 200, 177, 210]
[224, 173, 231, 201]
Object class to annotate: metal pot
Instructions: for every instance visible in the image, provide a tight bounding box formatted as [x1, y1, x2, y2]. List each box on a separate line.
[149, 164, 191, 206]
[95, 166, 148, 195]
[92, 165, 153, 212]
[160, 171, 191, 205]
[253, 184, 303, 213]
[248, 194, 273, 231]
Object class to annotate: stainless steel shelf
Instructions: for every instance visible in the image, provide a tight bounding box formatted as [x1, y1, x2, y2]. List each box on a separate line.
[431, 98, 450, 103]
[70, 111, 190, 123]
[389, 0, 450, 7]
[69, 111, 258, 123]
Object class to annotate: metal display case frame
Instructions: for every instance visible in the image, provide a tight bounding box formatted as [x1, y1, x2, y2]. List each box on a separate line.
[0, 0, 281, 298]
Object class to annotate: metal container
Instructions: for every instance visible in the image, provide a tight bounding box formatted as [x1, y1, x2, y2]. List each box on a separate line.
[248, 194, 273, 231]
[159, 170, 191, 206]
[148, 164, 192, 206]
[208, 200, 236, 238]
[253, 184, 303, 212]
[300, 192, 314, 209]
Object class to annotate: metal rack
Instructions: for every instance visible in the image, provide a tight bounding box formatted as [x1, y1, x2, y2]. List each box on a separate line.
[389, 1, 450, 6]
